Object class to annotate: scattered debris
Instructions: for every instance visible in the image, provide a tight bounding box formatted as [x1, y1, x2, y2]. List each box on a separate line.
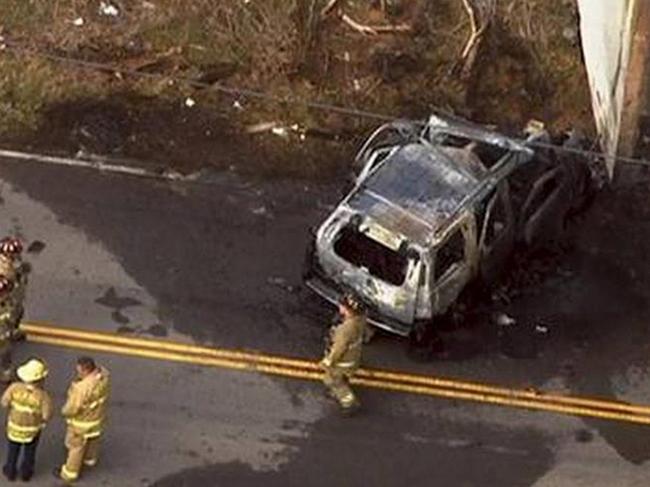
[535, 324, 549, 334]
[267, 276, 295, 293]
[251, 205, 268, 216]
[245, 122, 278, 134]
[99, 1, 120, 17]
[160, 169, 184, 180]
[184, 97, 196, 108]
[72, 17, 85, 27]
[245, 121, 306, 141]
[271, 127, 289, 138]
[494, 313, 516, 327]
[232, 100, 244, 111]
[141, 1, 156, 10]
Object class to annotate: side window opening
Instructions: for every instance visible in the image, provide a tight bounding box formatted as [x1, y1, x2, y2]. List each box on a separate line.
[434, 230, 465, 281]
[433, 134, 508, 169]
[471, 142, 508, 168]
[357, 147, 395, 179]
[371, 148, 393, 166]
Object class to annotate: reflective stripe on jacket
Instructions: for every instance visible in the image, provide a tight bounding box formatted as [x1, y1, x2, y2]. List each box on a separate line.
[62, 366, 110, 439]
[1, 382, 53, 443]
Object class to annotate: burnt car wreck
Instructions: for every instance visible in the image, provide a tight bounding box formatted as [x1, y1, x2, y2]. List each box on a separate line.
[304, 115, 596, 337]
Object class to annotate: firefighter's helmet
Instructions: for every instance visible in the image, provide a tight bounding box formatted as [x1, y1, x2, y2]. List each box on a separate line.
[0, 237, 23, 257]
[17, 358, 49, 383]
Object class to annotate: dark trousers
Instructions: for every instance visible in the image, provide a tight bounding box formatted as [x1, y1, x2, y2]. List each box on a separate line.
[3, 434, 40, 481]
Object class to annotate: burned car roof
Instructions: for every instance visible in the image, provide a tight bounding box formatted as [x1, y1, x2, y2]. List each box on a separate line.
[346, 143, 487, 246]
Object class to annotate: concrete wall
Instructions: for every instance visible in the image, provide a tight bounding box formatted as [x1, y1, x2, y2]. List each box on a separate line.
[577, 0, 637, 175]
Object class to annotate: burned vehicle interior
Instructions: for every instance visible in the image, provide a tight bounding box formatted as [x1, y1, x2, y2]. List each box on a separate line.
[305, 115, 594, 336]
[333, 223, 409, 287]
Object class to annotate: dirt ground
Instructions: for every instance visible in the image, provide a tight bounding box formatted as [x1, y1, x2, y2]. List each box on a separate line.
[0, 0, 593, 179]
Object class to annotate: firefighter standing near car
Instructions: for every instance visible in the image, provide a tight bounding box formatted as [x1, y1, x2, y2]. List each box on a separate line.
[0, 276, 15, 383]
[0, 237, 28, 341]
[58, 356, 110, 484]
[319, 294, 367, 413]
[1, 358, 52, 482]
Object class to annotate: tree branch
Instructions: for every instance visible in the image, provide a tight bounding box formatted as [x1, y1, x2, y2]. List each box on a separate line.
[455, 0, 495, 79]
[320, 0, 411, 35]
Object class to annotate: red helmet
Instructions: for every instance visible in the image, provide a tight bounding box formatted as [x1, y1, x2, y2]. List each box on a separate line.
[0, 276, 13, 296]
[0, 237, 23, 257]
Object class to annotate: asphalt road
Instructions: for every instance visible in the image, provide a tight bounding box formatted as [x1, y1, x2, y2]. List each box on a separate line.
[2, 156, 650, 486]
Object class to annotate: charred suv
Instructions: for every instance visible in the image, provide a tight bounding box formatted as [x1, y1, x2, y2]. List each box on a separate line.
[304, 115, 595, 337]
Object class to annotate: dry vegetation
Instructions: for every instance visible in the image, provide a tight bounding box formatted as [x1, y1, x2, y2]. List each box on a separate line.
[0, 0, 593, 177]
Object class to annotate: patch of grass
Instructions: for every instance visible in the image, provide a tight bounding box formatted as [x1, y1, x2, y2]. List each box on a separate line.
[0, 0, 593, 177]
[0, 57, 62, 135]
[0, 0, 56, 32]
[0, 53, 105, 136]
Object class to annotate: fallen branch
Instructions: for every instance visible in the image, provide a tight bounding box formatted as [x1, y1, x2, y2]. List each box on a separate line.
[320, 0, 341, 17]
[321, 0, 411, 36]
[341, 13, 411, 35]
[454, 0, 496, 80]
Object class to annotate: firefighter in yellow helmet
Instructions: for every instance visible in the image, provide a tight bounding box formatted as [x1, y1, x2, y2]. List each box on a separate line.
[58, 356, 110, 483]
[0, 276, 15, 383]
[319, 293, 367, 413]
[1, 357, 52, 482]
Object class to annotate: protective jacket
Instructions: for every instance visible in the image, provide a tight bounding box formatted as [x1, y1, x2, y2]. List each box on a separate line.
[0, 255, 16, 282]
[62, 366, 110, 439]
[325, 314, 366, 369]
[1, 382, 52, 443]
[0, 292, 13, 339]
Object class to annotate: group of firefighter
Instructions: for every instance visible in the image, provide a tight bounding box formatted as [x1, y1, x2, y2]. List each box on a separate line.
[0, 234, 367, 482]
[0, 237, 110, 484]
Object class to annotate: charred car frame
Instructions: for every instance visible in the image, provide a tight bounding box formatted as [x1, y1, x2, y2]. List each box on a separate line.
[304, 115, 595, 337]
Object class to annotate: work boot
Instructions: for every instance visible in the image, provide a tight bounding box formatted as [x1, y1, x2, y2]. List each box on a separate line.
[339, 399, 361, 417]
[2, 464, 16, 482]
[339, 393, 361, 416]
[52, 467, 74, 485]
